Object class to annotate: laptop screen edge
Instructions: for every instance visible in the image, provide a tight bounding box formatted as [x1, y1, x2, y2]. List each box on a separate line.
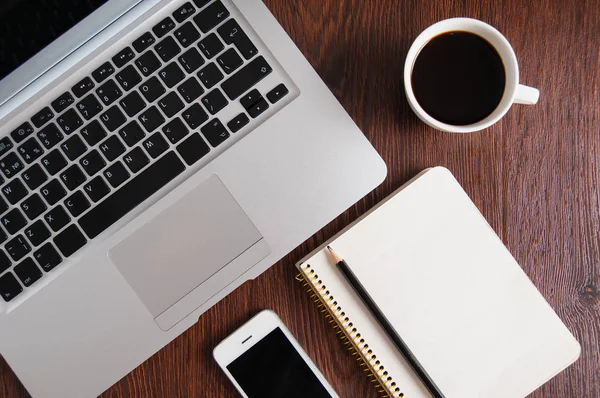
[0, 0, 144, 109]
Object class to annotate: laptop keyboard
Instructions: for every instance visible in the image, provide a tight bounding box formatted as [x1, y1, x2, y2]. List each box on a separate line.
[0, 0, 292, 304]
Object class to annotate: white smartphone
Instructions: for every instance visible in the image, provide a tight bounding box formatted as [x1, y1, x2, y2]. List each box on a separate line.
[213, 310, 338, 398]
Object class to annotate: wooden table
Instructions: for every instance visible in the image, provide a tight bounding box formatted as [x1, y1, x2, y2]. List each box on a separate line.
[2, 0, 598, 396]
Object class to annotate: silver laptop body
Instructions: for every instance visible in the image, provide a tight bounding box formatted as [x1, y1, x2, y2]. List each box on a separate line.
[0, 0, 386, 396]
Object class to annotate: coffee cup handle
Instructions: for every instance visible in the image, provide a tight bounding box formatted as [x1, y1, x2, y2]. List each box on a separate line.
[514, 84, 540, 105]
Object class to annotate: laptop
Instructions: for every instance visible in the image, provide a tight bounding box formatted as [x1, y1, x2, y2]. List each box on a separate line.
[0, 0, 386, 396]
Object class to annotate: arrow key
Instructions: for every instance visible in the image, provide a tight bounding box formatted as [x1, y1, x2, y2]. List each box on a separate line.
[227, 113, 249, 133]
[267, 83, 289, 104]
[247, 98, 269, 119]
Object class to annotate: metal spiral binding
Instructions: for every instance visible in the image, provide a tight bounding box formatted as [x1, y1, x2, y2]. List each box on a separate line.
[296, 263, 404, 398]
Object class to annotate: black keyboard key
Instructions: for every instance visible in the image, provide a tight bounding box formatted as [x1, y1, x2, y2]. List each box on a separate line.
[247, 98, 269, 118]
[2, 208, 27, 234]
[227, 113, 249, 133]
[222, 56, 273, 100]
[41, 149, 68, 176]
[56, 108, 83, 135]
[201, 89, 228, 115]
[0, 196, 7, 215]
[31, 107, 54, 128]
[45, 206, 70, 232]
[96, 80, 123, 106]
[139, 77, 166, 103]
[0, 250, 10, 274]
[99, 106, 127, 132]
[177, 77, 204, 103]
[198, 62, 224, 89]
[174, 21, 201, 48]
[60, 165, 87, 190]
[135, 51, 162, 77]
[116, 65, 143, 91]
[163, 118, 189, 144]
[155, 36, 181, 62]
[133, 32, 156, 53]
[61, 135, 87, 161]
[22, 165, 48, 190]
[34, 243, 62, 272]
[17, 138, 44, 164]
[40, 179, 67, 206]
[267, 83, 289, 103]
[182, 103, 209, 129]
[2, 179, 28, 205]
[37, 123, 63, 149]
[76, 94, 103, 120]
[193, 0, 211, 8]
[142, 133, 169, 159]
[153, 17, 176, 38]
[173, 2, 196, 23]
[79, 151, 185, 239]
[0, 228, 6, 244]
[104, 162, 130, 188]
[0, 273, 22, 302]
[10, 122, 34, 143]
[80, 149, 106, 176]
[239, 89, 262, 109]
[158, 62, 185, 88]
[139, 106, 166, 132]
[72, 77, 95, 98]
[99, 136, 126, 162]
[194, 1, 230, 33]
[217, 19, 244, 46]
[64, 191, 90, 217]
[123, 147, 149, 173]
[178, 48, 205, 73]
[0, 137, 14, 159]
[198, 33, 224, 59]
[119, 121, 146, 147]
[54, 225, 87, 257]
[158, 92, 184, 118]
[112, 47, 136, 68]
[201, 118, 230, 147]
[21, 194, 47, 220]
[80, 121, 107, 146]
[51, 92, 75, 113]
[92, 62, 115, 83]
[217, 48, 243, 74]
[176, 133, 210, 165]
[83, 177, 110, 203]
[24, 221, 51, 247]
[120, 91, 147, 117]
[0, 152, 24, 179]
[217, 19, 258, 60]
[14, 258, 42, 287]
[6, 235, 31, 262]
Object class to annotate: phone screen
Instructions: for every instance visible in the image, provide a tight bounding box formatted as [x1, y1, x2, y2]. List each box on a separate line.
[227, 327, 333, 398]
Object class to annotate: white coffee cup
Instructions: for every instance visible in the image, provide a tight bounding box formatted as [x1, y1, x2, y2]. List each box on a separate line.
[404, 18, 539, 133]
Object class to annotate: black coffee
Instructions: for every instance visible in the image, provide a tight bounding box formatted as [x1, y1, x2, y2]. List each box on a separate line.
[411, 31, 506, 126]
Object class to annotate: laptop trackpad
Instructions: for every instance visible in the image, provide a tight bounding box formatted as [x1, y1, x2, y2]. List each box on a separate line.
[109, 175, 270, 331]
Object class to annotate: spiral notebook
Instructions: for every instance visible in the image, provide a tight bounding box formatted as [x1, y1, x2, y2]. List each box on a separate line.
[296, 167, 580, 398]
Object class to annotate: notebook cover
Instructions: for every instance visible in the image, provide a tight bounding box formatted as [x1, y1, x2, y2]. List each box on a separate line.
[296, 167, 580, 398]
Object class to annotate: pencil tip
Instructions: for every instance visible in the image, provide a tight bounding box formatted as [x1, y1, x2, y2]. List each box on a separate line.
[326, 245, 342, 263]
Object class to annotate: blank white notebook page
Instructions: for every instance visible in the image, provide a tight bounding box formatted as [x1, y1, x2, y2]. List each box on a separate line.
[305, 167, 580, 398]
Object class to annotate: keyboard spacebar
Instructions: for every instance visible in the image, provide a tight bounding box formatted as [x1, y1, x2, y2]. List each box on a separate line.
[79, 151, 186, 239]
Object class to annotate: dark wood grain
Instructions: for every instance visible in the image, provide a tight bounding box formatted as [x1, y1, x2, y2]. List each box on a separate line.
[2, 0, 599, 396]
